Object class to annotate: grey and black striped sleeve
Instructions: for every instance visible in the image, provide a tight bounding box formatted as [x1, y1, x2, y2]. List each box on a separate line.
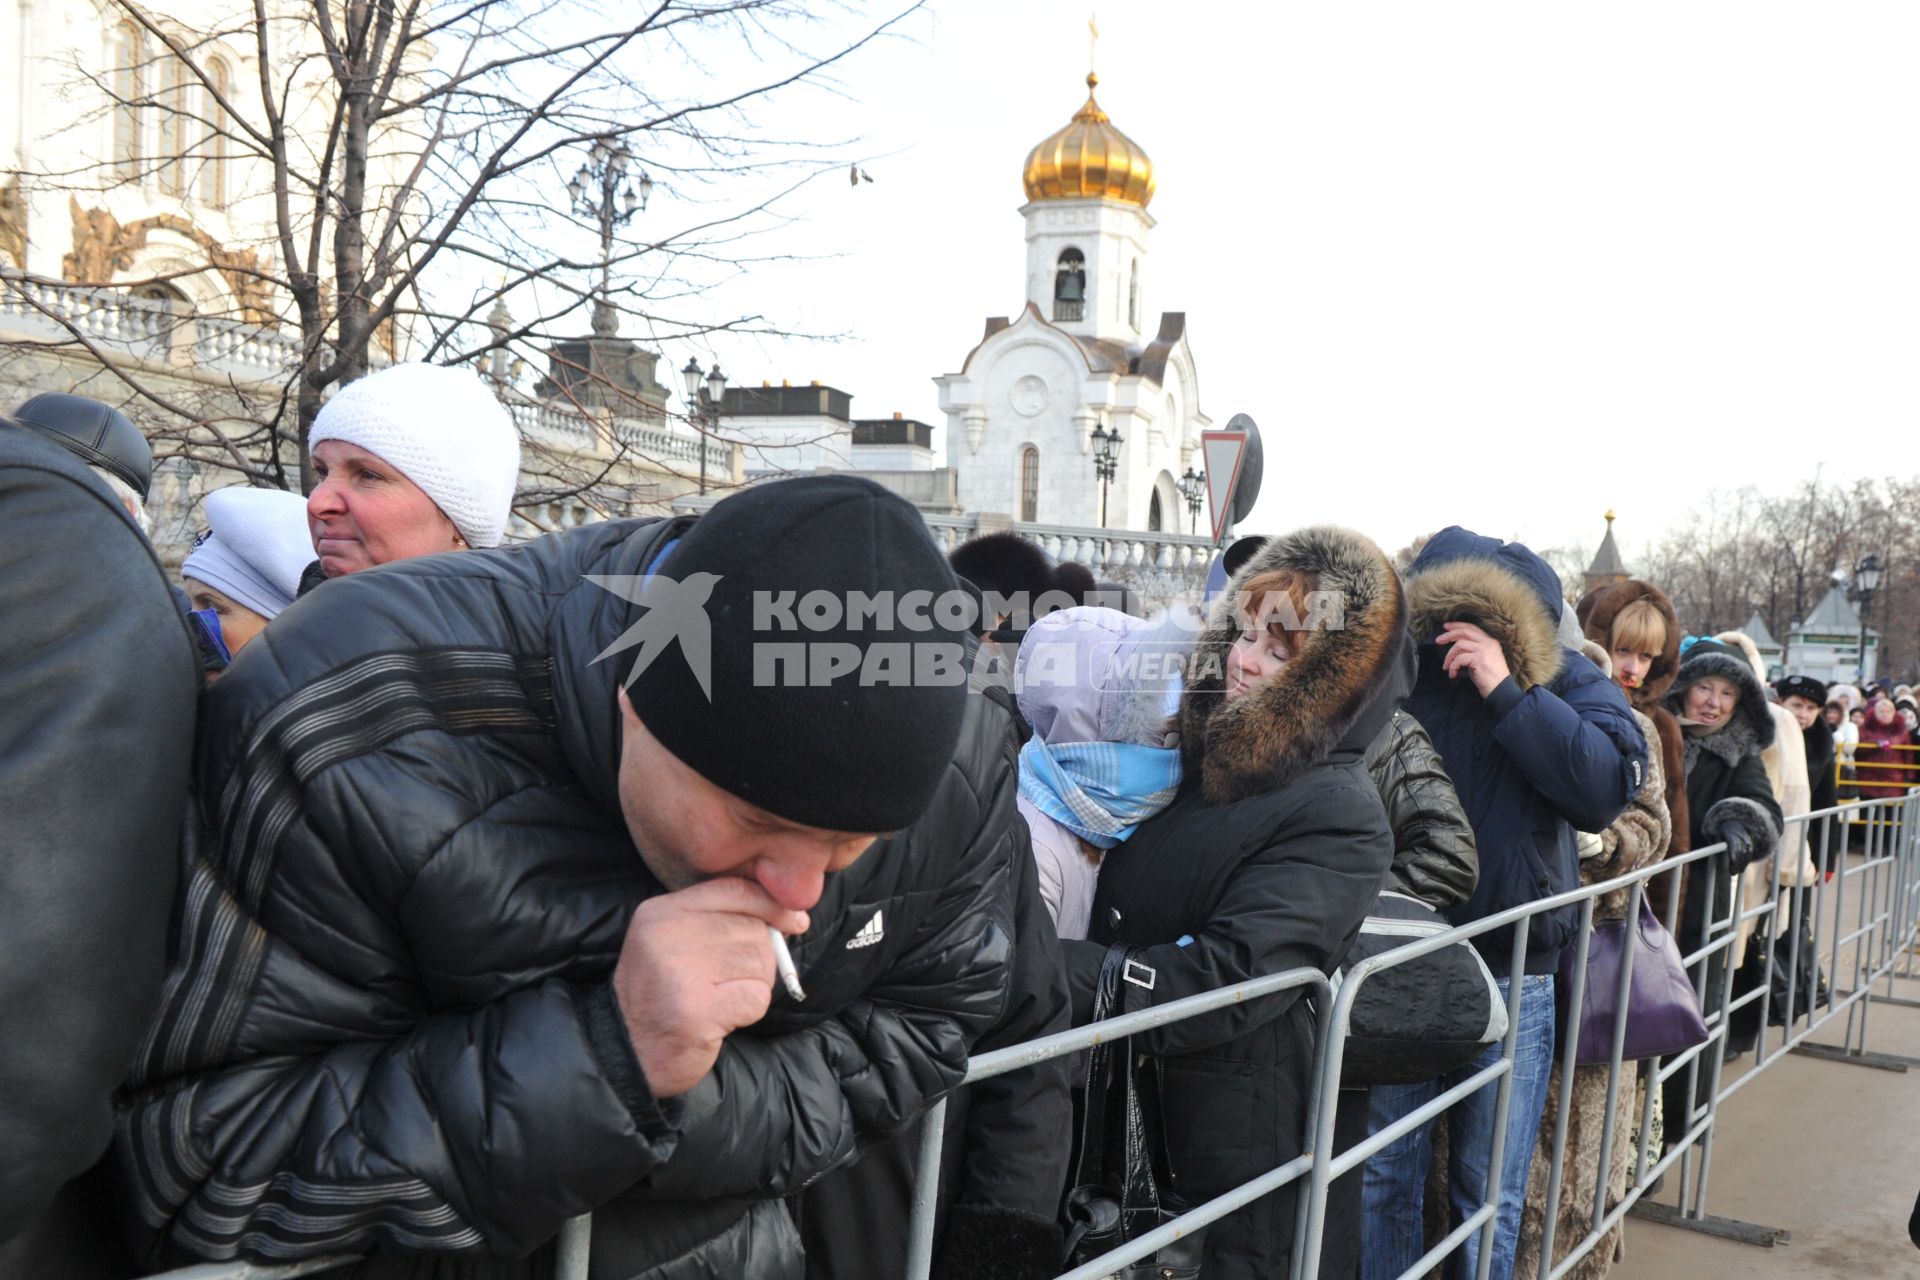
[118, 976, 678, 1265]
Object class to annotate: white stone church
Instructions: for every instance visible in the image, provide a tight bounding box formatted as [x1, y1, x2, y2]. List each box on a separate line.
[934, 71, 1209, 536]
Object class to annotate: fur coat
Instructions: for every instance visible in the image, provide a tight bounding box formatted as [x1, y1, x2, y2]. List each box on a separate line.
[1716, 630, 1819, 963]
[1514, 680, 1672, 1280]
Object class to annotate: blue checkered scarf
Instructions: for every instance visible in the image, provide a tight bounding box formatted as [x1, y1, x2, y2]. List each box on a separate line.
[1017, 738, 1183, 849]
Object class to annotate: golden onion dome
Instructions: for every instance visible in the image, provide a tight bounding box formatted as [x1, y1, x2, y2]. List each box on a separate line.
[1022, 73, 1155, 208]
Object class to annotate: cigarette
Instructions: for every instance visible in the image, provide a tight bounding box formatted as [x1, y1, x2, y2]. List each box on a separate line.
[768, 927, 806, 1002]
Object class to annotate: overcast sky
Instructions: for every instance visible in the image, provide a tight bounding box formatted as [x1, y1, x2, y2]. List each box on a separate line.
[683, 1, 1919, 563]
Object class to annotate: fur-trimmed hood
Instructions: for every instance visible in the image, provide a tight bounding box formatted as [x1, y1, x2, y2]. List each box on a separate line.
[1182, 525, 1411, 804]
[1404, 527, 1565, 690]
[1577, 578, 1682, 707]
[1663, 637, 1777, 766]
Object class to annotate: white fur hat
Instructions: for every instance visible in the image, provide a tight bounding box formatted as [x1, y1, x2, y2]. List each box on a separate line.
[181, 486, 315, 619]
[307, 363, 521, 548]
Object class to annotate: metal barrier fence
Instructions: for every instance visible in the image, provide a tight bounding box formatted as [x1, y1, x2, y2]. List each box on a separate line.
[1838, 742, 1920, 827]
[134, 792, 1919, 1280]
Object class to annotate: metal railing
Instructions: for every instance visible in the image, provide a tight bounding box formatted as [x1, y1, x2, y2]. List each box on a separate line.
[133, 791, 1920, 1280]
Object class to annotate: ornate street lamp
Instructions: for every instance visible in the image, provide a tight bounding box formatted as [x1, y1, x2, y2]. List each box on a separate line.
[681, 357, 727, 496]
[1854, 552, 1883, 682]
[569, 137, 650, 335]
[1090, 418, 1123, 528]
[1177, 465, 1205, 536]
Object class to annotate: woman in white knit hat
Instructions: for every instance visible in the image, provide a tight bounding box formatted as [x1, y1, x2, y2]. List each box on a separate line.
[305, 363, 522, 579]
[182, 486, 317, 658]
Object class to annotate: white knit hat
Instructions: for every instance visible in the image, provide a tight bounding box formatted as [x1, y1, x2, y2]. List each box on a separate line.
[307, 363, 521, 548]
[181, 486, 315, 620]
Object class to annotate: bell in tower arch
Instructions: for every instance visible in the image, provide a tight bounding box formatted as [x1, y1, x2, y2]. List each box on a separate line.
[1053, 248, 1087, 321]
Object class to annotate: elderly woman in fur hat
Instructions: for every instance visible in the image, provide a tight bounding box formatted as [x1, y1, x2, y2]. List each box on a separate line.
[1658, 638, 1783, 1143]
[1063, 526, 1409, 1280]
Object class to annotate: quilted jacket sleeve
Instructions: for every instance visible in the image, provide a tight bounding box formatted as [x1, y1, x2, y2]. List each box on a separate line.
[639, 711, 1020, 1199]
[117, 793, 686, 1266]
[1367, 712, 1480, 909]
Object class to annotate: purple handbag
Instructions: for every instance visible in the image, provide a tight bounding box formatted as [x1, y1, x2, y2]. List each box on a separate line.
[1557, 899, 1710, 1066]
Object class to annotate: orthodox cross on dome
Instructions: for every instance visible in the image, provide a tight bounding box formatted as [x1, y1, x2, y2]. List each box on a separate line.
[1089, 13, 1099, 76]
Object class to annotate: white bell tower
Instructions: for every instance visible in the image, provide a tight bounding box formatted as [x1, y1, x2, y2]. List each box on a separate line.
[1020, 73, 1156, 346]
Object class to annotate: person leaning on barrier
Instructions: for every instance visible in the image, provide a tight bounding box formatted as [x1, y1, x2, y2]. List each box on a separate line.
[1513, 640, 1674, 1280]
[1362, 527, 1645, 1280]
[112, 475, 1031, 1279]
[1065, 526, 1408, 1280]
[1777, 676, 1837, 817]
[1657, 638, 1783, 1140]
[0, 422, 198, 1278]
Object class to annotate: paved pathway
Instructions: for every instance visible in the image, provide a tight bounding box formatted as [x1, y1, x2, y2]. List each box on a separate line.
[1620, 957, 1920, 1278]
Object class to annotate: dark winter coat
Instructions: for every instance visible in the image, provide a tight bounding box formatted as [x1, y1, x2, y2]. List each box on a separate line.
[1365, 710, 1479, 909]
[1803, 717, 1837, 815]
[800, 703, 1072, 1280]
[0, 428, 197, 1279]
[1064, 526, 1408, 1280]
[1404, 529, 1647, 976]
[114, 516, 1021, 1280]
[1660, 641, 1784, 956]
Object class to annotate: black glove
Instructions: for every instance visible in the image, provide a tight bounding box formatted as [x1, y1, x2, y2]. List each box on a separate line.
[1711, 819, 1759, 869]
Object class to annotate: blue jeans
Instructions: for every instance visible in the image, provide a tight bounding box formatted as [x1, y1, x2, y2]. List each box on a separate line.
[1359, 974, 1557, 1280]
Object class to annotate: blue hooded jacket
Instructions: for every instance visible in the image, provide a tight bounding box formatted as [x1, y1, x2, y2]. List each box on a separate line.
[1403, 527, 1647, 974]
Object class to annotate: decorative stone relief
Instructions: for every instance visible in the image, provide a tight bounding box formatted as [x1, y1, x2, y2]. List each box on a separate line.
[1011, 373, 1050, 417]
[64, 198, 276, 325]
[964, 413, 987, 456]
[0, 179, 26, 269]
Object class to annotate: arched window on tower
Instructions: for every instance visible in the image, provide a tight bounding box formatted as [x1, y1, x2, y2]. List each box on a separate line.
[1019, 446, 1039, 522]
[1053, 249, 1085, 323]
[112, 23, 145, 181]
[1128, 260, 1140, 329]
[1147, 487, 1163, 532]
[202, 57, 231, 208]
[158, 55, 190, 196]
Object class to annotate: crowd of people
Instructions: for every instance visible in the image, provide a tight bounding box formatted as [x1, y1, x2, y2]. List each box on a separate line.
[0, 365, 1911, 1280]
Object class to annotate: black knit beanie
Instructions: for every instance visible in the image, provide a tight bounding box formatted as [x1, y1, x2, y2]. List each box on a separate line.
[625, 475, 970, 833]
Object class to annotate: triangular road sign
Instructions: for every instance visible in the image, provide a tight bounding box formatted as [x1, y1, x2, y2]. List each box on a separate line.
[1201, 429, 1248, 547]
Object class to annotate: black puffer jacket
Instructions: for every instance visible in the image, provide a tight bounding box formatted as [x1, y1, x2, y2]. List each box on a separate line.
[115, 516, 1018, 1280]
[1365, 710, 1479, 909]
[0, 428, 196, 1277]
[1065, 526, 1406, 1279]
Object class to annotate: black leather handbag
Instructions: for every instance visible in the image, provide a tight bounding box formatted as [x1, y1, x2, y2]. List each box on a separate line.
[1061, 944, 1206, 1279]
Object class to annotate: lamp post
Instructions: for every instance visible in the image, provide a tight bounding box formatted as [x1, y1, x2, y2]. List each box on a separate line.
[1090, 417, 1123, 527]
[568, 138, 652, 334]
[1177, 465, 1205, 536]
[1854, 552, 1882, 683]
[680, 357, 727, 496]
